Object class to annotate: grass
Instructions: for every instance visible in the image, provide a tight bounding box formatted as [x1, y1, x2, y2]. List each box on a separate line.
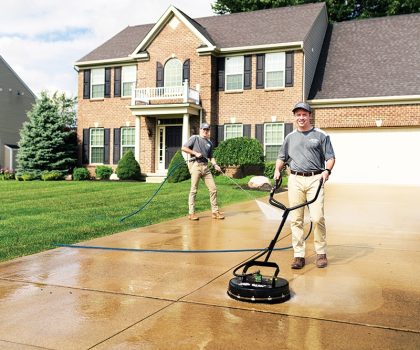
[0, 175, 282, 262]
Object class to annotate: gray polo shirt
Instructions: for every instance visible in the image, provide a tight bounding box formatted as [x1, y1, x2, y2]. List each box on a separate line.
[278, 128, 335, 172]
[183, 135, 214, 161]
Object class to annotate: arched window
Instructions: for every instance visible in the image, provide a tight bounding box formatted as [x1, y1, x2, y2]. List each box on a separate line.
[164, 58, 182, 87]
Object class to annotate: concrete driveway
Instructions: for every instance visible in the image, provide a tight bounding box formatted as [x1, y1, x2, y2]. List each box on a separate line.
[0, 184, 419, 349]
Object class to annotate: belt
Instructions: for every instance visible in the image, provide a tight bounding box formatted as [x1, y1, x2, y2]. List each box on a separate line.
[290, 170, 323, 177]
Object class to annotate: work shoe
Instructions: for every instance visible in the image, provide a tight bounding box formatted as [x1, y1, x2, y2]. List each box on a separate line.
[188, 214, 199, 221]
[212, 211, 225, 220]
[291, 257, 305, 269]
[316, 254, 328, 268]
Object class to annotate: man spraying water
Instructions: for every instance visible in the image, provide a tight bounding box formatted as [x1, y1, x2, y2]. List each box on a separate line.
[181, 123, 225, 221]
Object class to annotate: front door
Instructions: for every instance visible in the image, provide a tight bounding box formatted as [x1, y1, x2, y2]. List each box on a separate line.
[164, 126, 182, 169]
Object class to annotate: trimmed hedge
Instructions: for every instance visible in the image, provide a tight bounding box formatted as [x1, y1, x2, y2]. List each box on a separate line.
[95, 165, 113, 180]
[214, 137, 264, 167]
[73, 167, 90, 181]
[116, 150, 141, 180]
[167, 151, 190, 183]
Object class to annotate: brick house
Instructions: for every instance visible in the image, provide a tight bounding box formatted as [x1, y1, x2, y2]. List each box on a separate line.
[0, 55, 36, 170]
[74, 3, 420, 185]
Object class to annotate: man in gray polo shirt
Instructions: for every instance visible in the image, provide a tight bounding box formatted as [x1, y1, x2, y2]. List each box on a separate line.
[274, 102, 336, 269]
[181, 123, 224, 221]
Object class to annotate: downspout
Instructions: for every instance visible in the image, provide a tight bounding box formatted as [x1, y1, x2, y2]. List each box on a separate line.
[302, 50, 306, 102]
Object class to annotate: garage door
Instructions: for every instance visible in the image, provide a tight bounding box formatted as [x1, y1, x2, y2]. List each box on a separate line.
[326, 128, 420, 185]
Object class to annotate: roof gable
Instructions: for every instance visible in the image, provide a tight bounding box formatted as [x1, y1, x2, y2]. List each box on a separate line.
[131, 5, 216, 56]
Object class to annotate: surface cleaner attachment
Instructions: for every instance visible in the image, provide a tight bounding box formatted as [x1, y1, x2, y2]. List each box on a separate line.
[227, 177, 323, 304]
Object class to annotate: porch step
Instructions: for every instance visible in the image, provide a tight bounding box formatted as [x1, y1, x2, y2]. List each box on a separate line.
[145, 172, 167, 183]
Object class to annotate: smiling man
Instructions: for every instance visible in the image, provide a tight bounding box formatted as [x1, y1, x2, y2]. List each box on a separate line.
[274, 102, 336, 269]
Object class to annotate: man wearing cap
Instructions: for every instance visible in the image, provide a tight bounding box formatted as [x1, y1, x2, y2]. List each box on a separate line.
[274, 102, 335, 269]
[181, 123, 225, 220]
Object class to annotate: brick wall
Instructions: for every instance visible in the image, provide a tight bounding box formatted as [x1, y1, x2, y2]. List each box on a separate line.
[313, 104, 420, 128]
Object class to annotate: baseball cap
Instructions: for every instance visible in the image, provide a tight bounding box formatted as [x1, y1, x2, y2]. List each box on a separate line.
[292, 102, 312, 113]
[200, 122, 210, 129]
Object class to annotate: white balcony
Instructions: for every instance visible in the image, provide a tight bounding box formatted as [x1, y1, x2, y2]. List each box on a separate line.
[131, 80, 200, 105]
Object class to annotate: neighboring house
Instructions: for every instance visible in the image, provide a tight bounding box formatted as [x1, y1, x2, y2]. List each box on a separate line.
[74, 3, 420, 185]
[0, 56, 36, 170]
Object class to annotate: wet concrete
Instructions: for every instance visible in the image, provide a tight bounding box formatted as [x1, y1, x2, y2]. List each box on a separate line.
[0, 184, 419, 349]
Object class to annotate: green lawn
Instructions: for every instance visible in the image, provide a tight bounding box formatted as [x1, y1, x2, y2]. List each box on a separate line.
[0, 176, 277, 262]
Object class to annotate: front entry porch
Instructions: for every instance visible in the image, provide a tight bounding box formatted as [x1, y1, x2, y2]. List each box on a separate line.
[129, 103, 202, 182]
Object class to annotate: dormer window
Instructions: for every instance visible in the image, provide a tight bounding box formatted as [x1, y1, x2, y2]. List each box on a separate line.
[225, 56, 244, 91]
[164, 58, 182, 87]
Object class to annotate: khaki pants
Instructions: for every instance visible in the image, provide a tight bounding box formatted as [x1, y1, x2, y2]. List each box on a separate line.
[188, 162, 219, 214]
[288, 173, 326, 257]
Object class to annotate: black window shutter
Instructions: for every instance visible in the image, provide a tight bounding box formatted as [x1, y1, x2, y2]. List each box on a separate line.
[114, 67, 121, 97]
[244, 55, 252, 90]
[255, 124, 264, 144]
[243, 124, 251, 137]
[217, 125, 224, 143]
[256, 54, 265, 89]
[83, 70, 91, 99]
[284, 123, 294, 138]
[104, 68, 111, 98]
[285, 52, 294, 87]
[104, 128, 110, 164]
[156, 62, 164, 87]
[217, 57, 225, 91]
[113, 128, 121, 164]
[82, 128, 90, 164]
[210, 125, 218, 145]
[183, 59, 190, 84]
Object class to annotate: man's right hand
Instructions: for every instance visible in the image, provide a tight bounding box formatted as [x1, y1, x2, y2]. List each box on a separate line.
[274, 169, 281, 180]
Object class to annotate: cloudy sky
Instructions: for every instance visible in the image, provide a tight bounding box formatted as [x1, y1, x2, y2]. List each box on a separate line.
[0, 0, 215, 97]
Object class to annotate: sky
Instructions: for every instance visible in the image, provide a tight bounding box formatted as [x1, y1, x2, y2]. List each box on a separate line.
[0, 0, 215, 97]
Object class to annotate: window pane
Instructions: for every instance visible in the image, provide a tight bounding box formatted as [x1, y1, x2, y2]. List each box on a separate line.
[122, 82, 134, 96]
[90, 128, 104, 146]
[91, 84, 104, 98]
[121, 127, 135, 146]
[91, 68, 104, 84]
[266, 71, 283, 88]
[265, 52, 285, 88]
[225, 124, 243, 140]
[122, 66, 136, 96]
[265, 145, 280, 161]
[226, 56, 243, 74]
[226, 74, 243, 90]
[164, 59, 182, 87]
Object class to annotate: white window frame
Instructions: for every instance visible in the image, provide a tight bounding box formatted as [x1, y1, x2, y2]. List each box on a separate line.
[121, 127, 135, 156]
[91, 68, 105, 99]
[89, 128, 104, 164]
[164, 58, 183, 87]
[264, 122, 284, 161]
[122, 65, 137, 97]
[265, 52, 285, 89]
[225, 56, 244, 91]
[224, 123, 243, 140]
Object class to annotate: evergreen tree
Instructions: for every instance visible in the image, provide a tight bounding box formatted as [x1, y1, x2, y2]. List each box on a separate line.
[17, 91, 77, 176]
[167, 151, 190, 183]
[212, 0, 420, 22]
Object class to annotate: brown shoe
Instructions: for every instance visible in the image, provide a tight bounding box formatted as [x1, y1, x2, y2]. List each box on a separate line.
[188, 214, 199, 221]
[212, 211, 225, 220]
[316, 254, 328, 268]
[291, 257, 305, 269]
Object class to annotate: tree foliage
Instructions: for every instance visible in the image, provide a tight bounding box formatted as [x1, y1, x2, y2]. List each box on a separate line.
[17, 91, 77, 176]
[167, 150, 190, 183]
[212, 0, 420, 22]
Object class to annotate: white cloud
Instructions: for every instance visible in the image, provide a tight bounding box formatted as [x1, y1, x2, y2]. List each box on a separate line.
[0, 0, 215, 97]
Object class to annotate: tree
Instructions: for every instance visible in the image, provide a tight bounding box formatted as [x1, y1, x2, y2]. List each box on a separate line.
[17, 91, 77, 176]
[212, 0, 420, 22]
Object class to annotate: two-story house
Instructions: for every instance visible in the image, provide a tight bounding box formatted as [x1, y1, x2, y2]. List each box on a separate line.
[75, 3, 420, 185]
[0, 55, 36, 170]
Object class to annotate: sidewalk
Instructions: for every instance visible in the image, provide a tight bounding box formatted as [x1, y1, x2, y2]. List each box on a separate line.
[0, 184, 419, 349]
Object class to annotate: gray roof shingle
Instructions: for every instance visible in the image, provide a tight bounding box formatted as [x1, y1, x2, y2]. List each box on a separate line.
[77, 3, 325, 63]
[309, 13, 420, 99]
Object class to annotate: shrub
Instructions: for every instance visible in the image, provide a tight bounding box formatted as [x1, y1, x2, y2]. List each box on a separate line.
[41, 170, 63, 181]
[0, 168, 15, 180]
[73, 167, 90, 181]
[264, 161, 276, 179]
[167, 151, 190, 183]
[95, 165, 113, 180]
[214, 137, 264, 167]
[21, 172, 36, 181]
[116, 150, 141, 180]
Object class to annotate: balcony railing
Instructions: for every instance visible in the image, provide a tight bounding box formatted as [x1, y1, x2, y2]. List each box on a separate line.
[131, 80, 200, 105]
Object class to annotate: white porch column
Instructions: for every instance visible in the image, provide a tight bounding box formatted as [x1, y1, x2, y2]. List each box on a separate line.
[135, 116, 141, 162]
[182, 114, 190, 160]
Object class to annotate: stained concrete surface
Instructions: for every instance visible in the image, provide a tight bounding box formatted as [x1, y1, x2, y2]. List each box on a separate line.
[0, 184, 419, 349]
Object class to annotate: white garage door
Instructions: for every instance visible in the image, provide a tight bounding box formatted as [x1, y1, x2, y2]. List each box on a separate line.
[326, 128, 420, 185]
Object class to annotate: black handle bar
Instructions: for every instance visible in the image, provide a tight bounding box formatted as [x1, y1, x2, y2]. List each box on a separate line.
[269, 177, 324, 211]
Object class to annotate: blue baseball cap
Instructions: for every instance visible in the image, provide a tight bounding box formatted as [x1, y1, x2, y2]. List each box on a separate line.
[200, 123, 210, 129]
